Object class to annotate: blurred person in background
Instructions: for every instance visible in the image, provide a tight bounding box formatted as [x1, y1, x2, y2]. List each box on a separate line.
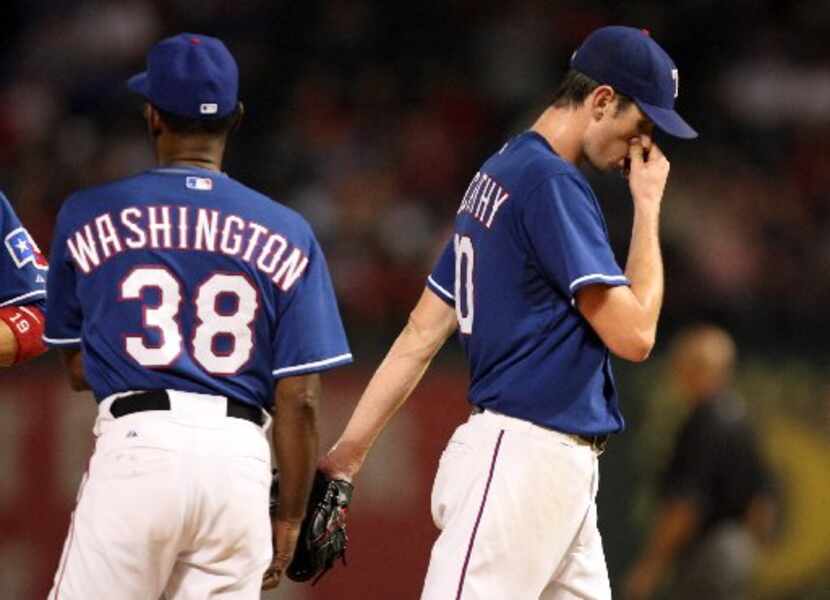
[0, 191, 48, 366]
[624, 324, 775, 600]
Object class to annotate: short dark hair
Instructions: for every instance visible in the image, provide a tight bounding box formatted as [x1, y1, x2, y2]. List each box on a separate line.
[154, 103, 242, 135]
[551, 69, 633, 114]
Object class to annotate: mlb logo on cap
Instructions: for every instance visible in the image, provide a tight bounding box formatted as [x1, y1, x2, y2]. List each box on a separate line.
[127, 33, 239, 120]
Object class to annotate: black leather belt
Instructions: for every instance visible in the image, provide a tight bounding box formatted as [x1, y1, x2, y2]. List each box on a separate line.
[470, 405, 608, 453]
[110, 390, 264, 426]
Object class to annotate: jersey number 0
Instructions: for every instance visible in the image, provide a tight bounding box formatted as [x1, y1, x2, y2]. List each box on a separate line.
[119, 267, 258, 374]
[454, 234, 474, 335]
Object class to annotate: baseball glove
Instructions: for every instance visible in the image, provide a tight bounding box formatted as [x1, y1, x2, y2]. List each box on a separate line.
[269, 469, 354, 584]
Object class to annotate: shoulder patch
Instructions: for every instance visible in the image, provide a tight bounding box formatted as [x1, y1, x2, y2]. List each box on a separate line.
[5, 227, 48, 271]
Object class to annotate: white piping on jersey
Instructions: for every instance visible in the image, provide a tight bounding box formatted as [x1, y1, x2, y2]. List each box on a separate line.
[427, 276, 454, 301]
[568, 273, 629, 292]
[0, 289, 46, 307]
[272, 353, 353, 378]
[42, 335, 82, 345]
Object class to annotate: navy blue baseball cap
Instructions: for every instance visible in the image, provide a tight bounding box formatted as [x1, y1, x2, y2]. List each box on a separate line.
[128, 33, 239, 119]
[571, 26, 697, 139]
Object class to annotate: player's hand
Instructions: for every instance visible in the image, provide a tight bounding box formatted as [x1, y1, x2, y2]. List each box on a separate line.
[318, 440, 365, 483]
[627, 135, 669, 209]
[262, 518, 302, 590]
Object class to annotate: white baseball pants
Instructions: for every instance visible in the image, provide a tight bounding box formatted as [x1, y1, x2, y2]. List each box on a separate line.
[422, 409, 611, 600]
[48, 390, 273, 600]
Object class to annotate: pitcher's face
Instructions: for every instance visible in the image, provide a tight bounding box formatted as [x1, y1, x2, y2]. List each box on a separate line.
[584, 101, 654, 173]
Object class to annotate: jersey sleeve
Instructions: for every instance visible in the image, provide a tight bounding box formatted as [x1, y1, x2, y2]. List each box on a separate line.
[0, 192, 47, 309]
[43, 207, 83, 348]
[426, 237, 455, 307]
[523, 175, 628, 299]
[271, 234, 352, 379]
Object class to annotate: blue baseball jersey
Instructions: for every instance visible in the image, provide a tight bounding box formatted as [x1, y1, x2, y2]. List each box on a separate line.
[427, 132, 628, 435]
[44, 167, 352, 409]
[0, 191, 47, 309]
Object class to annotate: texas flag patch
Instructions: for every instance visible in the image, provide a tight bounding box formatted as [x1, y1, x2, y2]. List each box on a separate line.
[186, 176, 213, 191]
[5, 227, 48, 271]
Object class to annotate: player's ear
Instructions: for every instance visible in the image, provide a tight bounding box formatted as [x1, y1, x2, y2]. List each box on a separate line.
[589, 85, 614, 122]
[229, 101, 244, 135]
[145, 103, 164, 139]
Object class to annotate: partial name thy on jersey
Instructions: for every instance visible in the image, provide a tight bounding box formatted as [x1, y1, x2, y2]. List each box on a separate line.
[65, 206, 308, 291]
[457, 171, 509, 229]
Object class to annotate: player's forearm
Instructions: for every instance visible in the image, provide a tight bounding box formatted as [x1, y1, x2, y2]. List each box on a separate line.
[0, 304, 47, 366]
[0, 321, 17, 366]
[273, 374, 321, 521]
[618, 136, 668, 356]
[335, 321, 441, 462]
[331, 292, 456, 477]
[623, 204, 664, 348]
[60, 348, 91, 390]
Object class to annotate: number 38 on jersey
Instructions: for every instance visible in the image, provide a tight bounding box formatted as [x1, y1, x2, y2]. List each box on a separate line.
[119, 267, 258, 375]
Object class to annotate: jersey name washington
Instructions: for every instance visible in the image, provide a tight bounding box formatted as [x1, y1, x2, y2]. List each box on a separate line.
[457, 171, 510, 228]
[66, 205, 308, 291]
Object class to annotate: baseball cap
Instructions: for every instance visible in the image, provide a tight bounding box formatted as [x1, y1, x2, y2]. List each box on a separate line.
[571, 26, 697, 139]
[127, 33, 239, 120]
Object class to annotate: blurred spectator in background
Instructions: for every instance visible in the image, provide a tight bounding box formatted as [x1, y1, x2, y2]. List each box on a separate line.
[624, 324, 776, 600]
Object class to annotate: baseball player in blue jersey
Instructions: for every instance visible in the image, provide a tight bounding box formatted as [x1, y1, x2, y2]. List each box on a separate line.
[0, 191, 48, 366]
[43, 33, 351, 599]
[320, 27, 696, 599]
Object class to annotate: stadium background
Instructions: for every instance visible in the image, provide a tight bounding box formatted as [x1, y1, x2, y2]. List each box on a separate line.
[1, 1, 829, 598]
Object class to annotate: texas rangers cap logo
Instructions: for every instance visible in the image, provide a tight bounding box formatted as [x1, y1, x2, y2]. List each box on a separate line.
[5, 227, 48, 270]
